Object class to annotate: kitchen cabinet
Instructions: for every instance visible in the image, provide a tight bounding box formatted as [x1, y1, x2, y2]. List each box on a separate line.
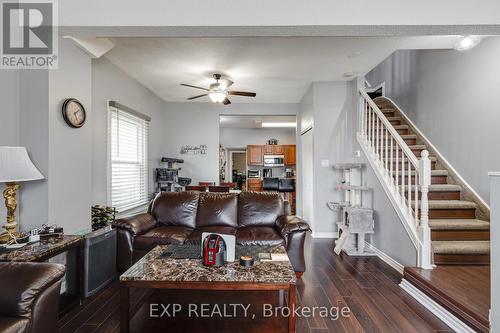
[274, 145, 285, 154]
[247, 145, 263, 165]
[264, 145, 274, 154]
[284, 145, 296, 165]
[247, 179, 263, 192]
[264, 145, 285, 155]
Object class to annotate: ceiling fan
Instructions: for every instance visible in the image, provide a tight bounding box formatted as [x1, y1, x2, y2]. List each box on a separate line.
[181, 74, 256, 105]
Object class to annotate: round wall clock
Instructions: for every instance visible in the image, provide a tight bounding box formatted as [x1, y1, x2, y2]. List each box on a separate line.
[62, 98, 86, 128]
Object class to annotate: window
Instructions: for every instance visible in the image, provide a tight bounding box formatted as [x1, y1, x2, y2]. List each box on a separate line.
[109, 103, 149, 213]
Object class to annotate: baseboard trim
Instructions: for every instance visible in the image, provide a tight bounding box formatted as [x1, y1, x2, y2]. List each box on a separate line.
[311, 232, 338, 239]
[364, 242, 404, 275]
[400, 279, 476, 333]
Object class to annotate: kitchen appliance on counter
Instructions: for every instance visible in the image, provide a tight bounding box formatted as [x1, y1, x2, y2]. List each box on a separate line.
[264, 155, 284, 167]
[285, 168, 294, 178]
[247, 169, 261, 178]
[263, 168, 273, 178]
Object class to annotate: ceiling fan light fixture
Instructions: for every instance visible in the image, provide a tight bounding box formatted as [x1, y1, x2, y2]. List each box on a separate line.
[209, 91, 226, 103]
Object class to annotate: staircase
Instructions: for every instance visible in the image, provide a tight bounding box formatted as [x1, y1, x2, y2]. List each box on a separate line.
[373, 97, 490, 265]
[358, 92, 491, 332]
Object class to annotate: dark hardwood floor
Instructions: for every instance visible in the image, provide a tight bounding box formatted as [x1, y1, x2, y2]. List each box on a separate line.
[59, 238, 452, 332]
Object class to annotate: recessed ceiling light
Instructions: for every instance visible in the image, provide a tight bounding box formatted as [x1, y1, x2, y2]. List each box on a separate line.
[261, 122, 296, 128]
[454, 36, 481, 51]
[343, 72, 358, 78]
[347, 51, 361, 58]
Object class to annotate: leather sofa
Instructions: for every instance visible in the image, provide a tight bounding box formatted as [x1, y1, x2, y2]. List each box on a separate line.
[0, 262, 65, 333]
[113, 191, 310, 276]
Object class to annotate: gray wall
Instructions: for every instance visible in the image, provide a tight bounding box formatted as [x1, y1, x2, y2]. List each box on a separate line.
[312, 81, 354, 235]
[0, 70, 20, 221]
[91, 57, 167, 206]
[295, 78, 418, 265]
[18, 70, 49, 231]
[47, 38, 93, 234]
[365, 37, 500, 203]
[220, 128, 296, 149]
[163, 102, 297, 185]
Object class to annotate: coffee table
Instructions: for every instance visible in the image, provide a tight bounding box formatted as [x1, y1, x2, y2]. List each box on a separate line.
[120, 244, 297, 332]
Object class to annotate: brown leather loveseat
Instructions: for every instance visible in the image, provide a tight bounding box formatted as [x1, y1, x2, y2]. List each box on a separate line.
[0, 262, 65, 333]
[113, 191, 310, 276]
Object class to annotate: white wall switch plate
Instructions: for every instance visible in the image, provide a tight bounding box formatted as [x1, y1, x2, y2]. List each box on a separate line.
[354, 150, 361, 157]
[321, 159, 330, 167]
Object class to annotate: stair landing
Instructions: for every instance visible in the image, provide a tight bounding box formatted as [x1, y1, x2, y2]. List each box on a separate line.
[404, 266, 490, 332]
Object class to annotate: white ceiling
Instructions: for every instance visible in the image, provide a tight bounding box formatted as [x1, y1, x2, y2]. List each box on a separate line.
[104, 36, 463, 103]
[220, 115, 296, 129]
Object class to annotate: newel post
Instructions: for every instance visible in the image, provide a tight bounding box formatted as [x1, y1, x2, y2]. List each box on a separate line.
[418, 150, 433, 269]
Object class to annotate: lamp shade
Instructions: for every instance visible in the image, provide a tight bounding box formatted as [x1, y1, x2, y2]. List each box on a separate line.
[0, 147, 44, 183]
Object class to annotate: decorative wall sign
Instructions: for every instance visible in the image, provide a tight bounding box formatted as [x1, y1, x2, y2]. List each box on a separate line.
[180, 145, 207, 155]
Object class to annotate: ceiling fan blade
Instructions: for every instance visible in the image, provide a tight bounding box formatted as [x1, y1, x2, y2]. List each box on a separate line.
[181, 83, 209, 91]
[223, 98, 231, 105]
[187, 94, 208, 100]
[227, 91, 256, 97]
[219, 79, 234, 90]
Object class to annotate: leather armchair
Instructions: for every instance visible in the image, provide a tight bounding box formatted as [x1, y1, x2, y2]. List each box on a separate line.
[0, 262, 65, 333]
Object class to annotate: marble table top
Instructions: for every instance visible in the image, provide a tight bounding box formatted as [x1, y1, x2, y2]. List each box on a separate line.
[0, 235, 82, 262]
[120, 245, 296, 284]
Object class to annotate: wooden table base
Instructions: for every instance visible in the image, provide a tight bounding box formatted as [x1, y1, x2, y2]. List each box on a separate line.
[120, 282, 297, 333]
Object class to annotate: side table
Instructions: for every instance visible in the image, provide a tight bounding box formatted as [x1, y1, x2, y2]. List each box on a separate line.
[0, 235, 84, 315]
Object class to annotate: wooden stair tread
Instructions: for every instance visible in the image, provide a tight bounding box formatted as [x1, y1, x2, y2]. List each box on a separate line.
[412, 200, 477, 209]
[391, 144, 427, 150]
[401, 184, 461, 192]
[430, 219, 490, 230]
[386, 116, 402, 121]
[387, 156, 437, 162]
[403, 169, 448, 176]
[403, 266, 490, 332]
[374, 124, 409, 130]
[432, 241, 490, 254]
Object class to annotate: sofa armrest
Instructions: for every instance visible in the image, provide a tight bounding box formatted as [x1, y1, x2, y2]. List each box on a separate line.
[0, 262, 65, 318]
[113, 213, 156, 236]
[275, 215, 310, 237]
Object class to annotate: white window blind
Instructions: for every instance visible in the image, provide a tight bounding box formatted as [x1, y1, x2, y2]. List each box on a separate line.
[109, 104, 149, 213]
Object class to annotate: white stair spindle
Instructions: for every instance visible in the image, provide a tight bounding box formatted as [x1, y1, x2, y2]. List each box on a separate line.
[376, 116, 380, 159]
[361, 98, 365, 138]
[368, 106, 372, 145]
[414, 169, 419, 226]
[395, 146, 399, 195]
[390, 137, 394, 185]
[408, 158, 412, 217]
[385, 127, 389, 176]
[401, 154, 405, 208]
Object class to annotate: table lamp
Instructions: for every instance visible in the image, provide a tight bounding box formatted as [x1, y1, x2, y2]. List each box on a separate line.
[0, 147, 44, 243]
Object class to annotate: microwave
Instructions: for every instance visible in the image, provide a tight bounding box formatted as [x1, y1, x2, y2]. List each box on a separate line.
[247, 170, 261, 178]
[264, 155, 285, 167]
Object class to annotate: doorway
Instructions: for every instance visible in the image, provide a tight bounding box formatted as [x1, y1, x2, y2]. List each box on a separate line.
[229, 150, 246, 190]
